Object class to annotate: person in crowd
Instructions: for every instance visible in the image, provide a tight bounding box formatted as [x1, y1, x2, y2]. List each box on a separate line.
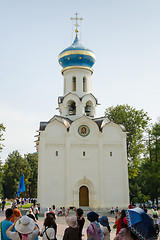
[110, 207, 114, 214]
[21, 199, 24, 206]
[2, 199, 6, 211]
[37, 204, 40, 213]
[19, 199, 22, 208]
[57, 208, 63, 216]
[46, 211, 55, 218]
[99, 216, 111, 240]
[128, 202, 133, 209]
[40, 215, 56, 240]
[10, 206, 21, 223]
[62, 207, 65, 216]
[46, 211, 57, 238]
[142, 204, 147, 213]
[52, 205, 56, 214]
[27, 214, 39, 240]
[152, 207, 159, 225]
[1, 208, 15, 240]
[155, 224, 159, 237]
[12, 200, 17, 210]
[115, 210, 127, 235]
[44, 208, 49, 218]
[33, 199, 36, 206]
[114, 228, 140, 240]
[65, 207, 85, 240]
[87, 211, 103, 240]
[75, 208, 85, 240]
[6, 215, 39, 240]
[115, 207, 119, 217]
[26, 209, 35, 217]
[32, 205, 39, 221]
[63, 216, 79, 240]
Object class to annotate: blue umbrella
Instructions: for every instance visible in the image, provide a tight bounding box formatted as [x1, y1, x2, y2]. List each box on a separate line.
[126, 208, 157, 240]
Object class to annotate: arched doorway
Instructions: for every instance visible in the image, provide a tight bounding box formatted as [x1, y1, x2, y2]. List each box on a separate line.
[79, 186, 89, 206]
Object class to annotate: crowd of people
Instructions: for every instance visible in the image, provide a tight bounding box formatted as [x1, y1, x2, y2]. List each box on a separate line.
[0, 202, 160, 240]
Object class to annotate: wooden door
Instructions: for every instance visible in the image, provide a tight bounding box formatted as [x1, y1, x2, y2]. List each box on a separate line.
[79, 186, 89, 206]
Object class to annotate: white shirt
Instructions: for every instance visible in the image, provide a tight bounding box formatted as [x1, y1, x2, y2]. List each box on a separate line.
[41, 226, 55, 240]
[102, 226, 110, 240]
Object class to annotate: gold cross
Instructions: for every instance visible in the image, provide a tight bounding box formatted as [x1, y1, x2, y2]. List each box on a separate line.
[70, 13, 83, 36]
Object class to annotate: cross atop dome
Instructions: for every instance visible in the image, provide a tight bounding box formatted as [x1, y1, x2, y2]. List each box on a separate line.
[70, 13, 83, 37]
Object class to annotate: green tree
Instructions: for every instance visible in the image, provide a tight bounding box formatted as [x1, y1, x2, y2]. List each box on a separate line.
[24, 152, 38, 198]
[139, 121, 160, 204]
[2, 151, 31, 198]
[0, 123, 5, 195]
[138, 159, 160, 204]
[0, 123, 5, 153]
[129, 175, 149, 204]
[105, 104, 150, 178]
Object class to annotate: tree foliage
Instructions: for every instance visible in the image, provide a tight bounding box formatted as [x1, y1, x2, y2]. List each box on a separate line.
[105, 104, 150, 178]
[138, 159, 160, 204]
[2, 151, 38, 199]
[0, 123, 5, 153]
[24, 152, 38, 198]
[139, 121, 160, 204]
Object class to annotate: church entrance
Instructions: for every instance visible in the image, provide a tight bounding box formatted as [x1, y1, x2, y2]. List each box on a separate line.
[79, 186, 89, 206]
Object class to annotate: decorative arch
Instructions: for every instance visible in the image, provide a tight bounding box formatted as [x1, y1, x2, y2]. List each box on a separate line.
[85, 100, 93, 116]
[73, 176, 95, 207]
[67, 100, 76, 115]
[63, 93, 80, 107]
[79, 186, 89, 206]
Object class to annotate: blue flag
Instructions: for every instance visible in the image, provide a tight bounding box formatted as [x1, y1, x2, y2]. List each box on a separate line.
[17, 173, 26, 197]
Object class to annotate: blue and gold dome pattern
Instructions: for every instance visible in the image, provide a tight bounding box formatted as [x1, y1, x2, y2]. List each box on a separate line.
[58, 36, 96, 70]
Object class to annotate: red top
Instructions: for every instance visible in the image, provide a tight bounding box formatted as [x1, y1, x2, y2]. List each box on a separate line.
[128, 204, 133, 209]
[115, 218, 123, 235]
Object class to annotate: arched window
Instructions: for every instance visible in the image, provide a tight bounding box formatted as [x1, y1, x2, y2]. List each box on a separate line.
[68, 101, 76, 115]
[85, 100, 92, 116]
[72, 77, 76, 91]
[83, 77, 87, 92]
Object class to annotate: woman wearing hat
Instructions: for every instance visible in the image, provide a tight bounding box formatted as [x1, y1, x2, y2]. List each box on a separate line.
[99, 216, 111, 240]
[63, 216, 79, 240]
[6, 215, 39, 240]
[87, 211, 103, 240]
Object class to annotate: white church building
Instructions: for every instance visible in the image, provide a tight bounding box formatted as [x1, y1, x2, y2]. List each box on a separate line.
[37, 20, 129, 211]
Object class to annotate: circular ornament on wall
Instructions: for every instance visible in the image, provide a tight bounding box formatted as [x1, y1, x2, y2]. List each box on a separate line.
[78, 125, 90, 137]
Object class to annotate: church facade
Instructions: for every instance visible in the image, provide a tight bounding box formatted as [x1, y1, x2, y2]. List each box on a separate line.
[37, 28, 129, 210]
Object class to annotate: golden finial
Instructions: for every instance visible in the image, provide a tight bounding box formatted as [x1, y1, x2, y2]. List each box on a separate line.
[70, 13, 83, 37]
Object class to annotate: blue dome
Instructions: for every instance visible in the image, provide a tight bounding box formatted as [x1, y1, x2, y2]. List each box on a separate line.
[58, 36, 96, 70]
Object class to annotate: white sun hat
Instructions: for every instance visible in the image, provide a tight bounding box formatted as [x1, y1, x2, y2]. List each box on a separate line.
[66, 216, 77, 228]
[15, 216, 35, 234]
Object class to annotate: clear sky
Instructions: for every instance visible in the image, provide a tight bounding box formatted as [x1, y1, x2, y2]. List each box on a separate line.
[0, 0, 160, 161]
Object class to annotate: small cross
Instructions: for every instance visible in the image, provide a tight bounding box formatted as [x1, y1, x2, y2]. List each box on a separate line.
[70, 13, 83, 36]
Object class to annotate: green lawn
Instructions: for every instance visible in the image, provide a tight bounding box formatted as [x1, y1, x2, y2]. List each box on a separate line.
[19, 203, 32, 208]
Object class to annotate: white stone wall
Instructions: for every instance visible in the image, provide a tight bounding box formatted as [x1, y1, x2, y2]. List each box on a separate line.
[38, 116, 129, 211]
